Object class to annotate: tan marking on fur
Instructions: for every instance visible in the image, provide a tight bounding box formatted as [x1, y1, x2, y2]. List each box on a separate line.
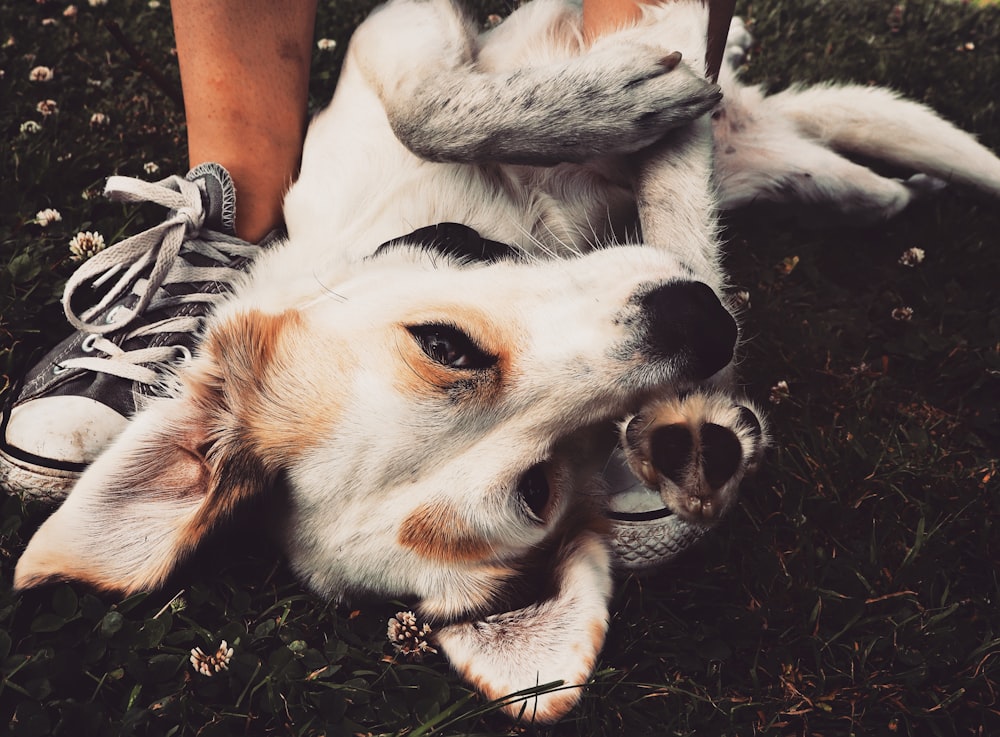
[528, 688, 586, 724]
[198, 309, 341, 465]
[13, 548, 106, 592]
[457, 667, 583, 723]
[130, 439, 210, 501]
[398, 500, 495, 562]
[392, 307, 512, 401]
[14, 514, 180, 594]
[464, 668, 585, 724]
[456, 666, 577, 723]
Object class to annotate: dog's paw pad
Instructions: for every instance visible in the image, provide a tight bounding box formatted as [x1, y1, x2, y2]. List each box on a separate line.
[621, 392, 767, 524]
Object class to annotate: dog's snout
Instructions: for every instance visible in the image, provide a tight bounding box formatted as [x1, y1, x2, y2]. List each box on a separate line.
[640, 281, 737, 379]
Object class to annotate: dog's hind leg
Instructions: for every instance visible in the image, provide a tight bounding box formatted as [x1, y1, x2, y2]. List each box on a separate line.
[715, 129, 936, 222]
[767, 84, 1000, 200]
[350, 0, 721, 166]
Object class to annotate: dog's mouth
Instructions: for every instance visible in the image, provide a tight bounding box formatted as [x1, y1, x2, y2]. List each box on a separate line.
[516, 462, 553, 524]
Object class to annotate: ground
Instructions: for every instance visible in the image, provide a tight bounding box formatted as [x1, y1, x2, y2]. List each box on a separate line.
[1, 1, 998, 735]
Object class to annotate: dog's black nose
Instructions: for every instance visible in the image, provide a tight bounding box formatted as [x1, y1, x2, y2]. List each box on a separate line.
[639, 281, 737, 380]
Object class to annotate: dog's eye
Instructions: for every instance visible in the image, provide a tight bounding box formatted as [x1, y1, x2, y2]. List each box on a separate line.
[408, 324, 495, 369]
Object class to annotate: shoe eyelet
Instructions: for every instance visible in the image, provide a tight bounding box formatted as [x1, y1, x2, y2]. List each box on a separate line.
[105, 305, 125, 324]
[52, 362, 69, 375]
[174, 345, 193, 364]
[81, 334, 99, 353]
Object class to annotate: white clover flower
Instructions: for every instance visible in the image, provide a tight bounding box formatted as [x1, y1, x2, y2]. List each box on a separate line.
[849, 361, 871, 377]
[36, 99, 58, 117]
[29, 65, 54, 82]
[90, 112, 109, 127]
[41, 18, 58, 26]
[63, 5, 78, 17]
[387, 611, 437, 661]
[316, 38, 336, 51]
[69, 231, 106, 261]
[768, 380, 790, 405]
[20, 120, 42, 134]
[898, 247, 925, 267]
[143, 161, 160, 175]
[190, 640, 234, 676]
[729, 289, 751, 311]
[88, 0, 108, 6]
[35, 208, 62, 227]
[891, 306, 914, 322]
[0, 70, 5, 80]
[148, 0, 161, 8]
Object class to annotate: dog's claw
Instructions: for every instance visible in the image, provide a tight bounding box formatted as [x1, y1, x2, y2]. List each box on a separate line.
[660, 51, 683, 71]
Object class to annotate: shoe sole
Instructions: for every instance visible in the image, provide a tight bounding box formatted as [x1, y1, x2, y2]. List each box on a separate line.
[0, 448, 78, 503]
[607, 508, 708, 570]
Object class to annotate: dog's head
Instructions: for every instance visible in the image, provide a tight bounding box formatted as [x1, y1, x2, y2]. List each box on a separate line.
[15, 230, 737, 721]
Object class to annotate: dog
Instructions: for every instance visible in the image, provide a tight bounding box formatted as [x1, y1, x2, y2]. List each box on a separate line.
[14, 0, 1000, 723]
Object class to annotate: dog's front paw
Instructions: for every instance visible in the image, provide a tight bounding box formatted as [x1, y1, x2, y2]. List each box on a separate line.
[620, 391, 766, 524]
[569, 42, 722, 153]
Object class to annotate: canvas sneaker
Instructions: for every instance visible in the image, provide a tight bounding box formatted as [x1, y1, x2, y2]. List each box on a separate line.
[0, 163, 268, 502]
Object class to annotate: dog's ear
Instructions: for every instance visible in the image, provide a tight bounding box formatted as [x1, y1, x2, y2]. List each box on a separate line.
[435, 530, 612, 723]
[14, 309, 305, 594]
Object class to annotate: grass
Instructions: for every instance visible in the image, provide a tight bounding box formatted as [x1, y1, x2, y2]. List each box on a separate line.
[2, 0, 999, 735]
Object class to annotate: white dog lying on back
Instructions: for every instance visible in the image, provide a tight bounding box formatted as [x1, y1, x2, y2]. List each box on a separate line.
[15, 0, 1000, 723]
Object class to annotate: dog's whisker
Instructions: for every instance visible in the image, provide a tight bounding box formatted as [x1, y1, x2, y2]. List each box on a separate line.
[312, 271, 348, 302]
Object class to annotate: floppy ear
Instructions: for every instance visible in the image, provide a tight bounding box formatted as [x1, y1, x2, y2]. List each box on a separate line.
[434, 529, 613, 723]
[14, 309, 303, 593]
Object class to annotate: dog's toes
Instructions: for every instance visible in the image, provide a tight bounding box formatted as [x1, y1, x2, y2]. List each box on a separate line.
[620, 392, 767, 524]
[555, 36, 725, 157]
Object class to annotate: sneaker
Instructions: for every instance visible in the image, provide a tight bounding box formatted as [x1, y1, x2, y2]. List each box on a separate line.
[0, 163, 267, 502]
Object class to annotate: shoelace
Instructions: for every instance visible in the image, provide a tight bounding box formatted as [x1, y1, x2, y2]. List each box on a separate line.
[55, 175, 258, 385]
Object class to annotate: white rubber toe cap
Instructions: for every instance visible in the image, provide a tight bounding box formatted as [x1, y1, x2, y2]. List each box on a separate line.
[5, 396, 128, 464]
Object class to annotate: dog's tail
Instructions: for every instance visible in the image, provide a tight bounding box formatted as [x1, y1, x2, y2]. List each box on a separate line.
[765, 83, 1000, 198]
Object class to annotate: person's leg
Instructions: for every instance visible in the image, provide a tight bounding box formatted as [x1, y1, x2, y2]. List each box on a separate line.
[582, 0, 735, 81]
[172, 0, 318, 242]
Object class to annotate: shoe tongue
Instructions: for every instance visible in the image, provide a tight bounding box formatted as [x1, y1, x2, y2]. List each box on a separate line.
[186, 162, 237, 235]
